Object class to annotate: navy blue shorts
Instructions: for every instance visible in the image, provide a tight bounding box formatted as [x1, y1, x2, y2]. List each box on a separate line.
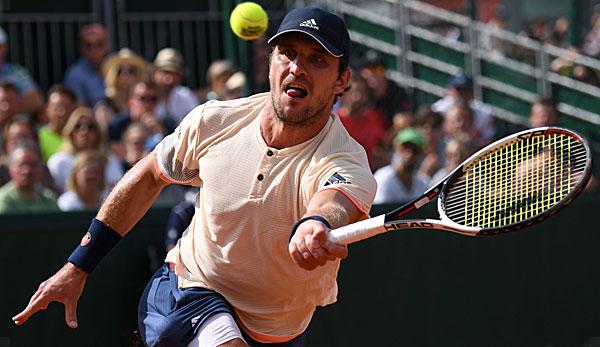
[138, 264, 307, 347]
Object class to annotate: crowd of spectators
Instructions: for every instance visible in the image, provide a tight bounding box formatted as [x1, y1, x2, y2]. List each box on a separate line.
[0, 14, 598, 216]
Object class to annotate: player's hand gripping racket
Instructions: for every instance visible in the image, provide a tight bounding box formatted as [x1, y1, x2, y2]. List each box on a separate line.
[329, 127, 593, 244]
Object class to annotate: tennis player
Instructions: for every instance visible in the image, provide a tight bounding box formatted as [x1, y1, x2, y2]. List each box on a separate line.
[13, 7, 376, 347]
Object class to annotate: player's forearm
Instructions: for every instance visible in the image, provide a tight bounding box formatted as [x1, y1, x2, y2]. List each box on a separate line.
[97, 153, 169, 235]
[304, 189, 363, 228]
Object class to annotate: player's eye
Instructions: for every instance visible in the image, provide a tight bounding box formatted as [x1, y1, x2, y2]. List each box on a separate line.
[282, 48, 296, 60]
[310, 54, 327, 67]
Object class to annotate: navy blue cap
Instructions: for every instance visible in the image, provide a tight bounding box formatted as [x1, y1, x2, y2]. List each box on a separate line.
[268, 7, 351, 59]
[448, 73, 473, 89]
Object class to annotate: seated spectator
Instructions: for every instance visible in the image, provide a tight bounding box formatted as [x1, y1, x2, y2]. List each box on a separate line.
[431, 132, 474, 183]
[119, 121, 187, 207]
[415, 106, 445, 179]
[443, 102, 483, 147]
[38, 85, 77, 162]
[151, 48, 199, 125]
[95, 48, 149, 131]
[0, 82, 21, 148]
[336, 73, 387, 171]
[47, 107, 123, 193]
[0, 142, 58, 213]
[58, 150, 107, 211]
[108, 81, 170, 159]
[1, 115, 56, 191]
[529, 97, 559, 128]
[570, 64, 600, 87]
[203, 59, 235, 101]
[223, 71, 247, 100]
[432, 73, 495, 145]
[358, 50, 412, 126]
[63, 23, 108, 107]
[121, 122, 151, 172]
[0, 27, 44, 116]
[373, 128, 430, 204]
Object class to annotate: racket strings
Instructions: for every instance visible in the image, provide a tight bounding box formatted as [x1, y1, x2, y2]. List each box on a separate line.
[443, 134, 587, 228]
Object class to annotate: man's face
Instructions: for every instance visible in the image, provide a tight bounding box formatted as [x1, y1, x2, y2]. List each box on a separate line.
[269, 33, 350, 127]
[0, 88, 19, 126]
[46, 92, 76, 130]
[153, 69, 183, 91]
[360, 65, 387, 97]
[395, 142, 422, 171]
[529, 103, 558, 128]
[9, 148, 41, 190]
[80, 31, 108, 66]
[129, 84, 158, 118]
[5, 123, 35, 154]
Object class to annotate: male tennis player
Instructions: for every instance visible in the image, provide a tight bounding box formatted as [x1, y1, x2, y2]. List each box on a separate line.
[13, 7, 376, 347]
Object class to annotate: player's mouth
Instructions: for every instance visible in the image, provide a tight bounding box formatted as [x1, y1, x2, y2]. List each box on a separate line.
[284, 84, 308, 99]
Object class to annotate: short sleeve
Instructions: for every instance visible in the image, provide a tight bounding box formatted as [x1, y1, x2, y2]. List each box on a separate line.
[307, 152, 377, 218]
[153, 104, 204, 186]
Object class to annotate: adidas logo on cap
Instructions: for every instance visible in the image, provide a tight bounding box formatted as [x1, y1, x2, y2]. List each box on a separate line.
[299, 18, 319, 30]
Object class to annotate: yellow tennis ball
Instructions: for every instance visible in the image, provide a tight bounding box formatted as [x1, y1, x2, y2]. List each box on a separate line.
[229, 2, 268, 41]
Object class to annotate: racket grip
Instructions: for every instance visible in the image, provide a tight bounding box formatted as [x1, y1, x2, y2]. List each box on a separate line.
[328, 214, 387, 245]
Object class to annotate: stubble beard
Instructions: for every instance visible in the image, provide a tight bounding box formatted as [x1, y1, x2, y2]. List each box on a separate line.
[270, 92, 330, 128]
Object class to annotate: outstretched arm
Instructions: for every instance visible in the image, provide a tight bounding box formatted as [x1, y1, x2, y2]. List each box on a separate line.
[288, 189, 365, 270]
[12, 152, 169, 328]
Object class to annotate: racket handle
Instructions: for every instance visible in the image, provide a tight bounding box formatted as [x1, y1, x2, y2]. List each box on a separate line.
[328, 214, 387, 245]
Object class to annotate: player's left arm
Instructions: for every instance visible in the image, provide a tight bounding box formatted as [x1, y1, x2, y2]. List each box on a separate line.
[288, 189, 364, 271]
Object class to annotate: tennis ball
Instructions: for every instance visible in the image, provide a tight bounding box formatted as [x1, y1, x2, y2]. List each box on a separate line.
[229, 2, 268, 41]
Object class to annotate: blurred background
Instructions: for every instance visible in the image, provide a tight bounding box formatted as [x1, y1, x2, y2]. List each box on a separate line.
[2, 0, 600, 346]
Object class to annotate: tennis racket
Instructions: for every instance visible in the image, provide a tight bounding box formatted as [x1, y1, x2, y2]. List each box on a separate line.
[329, 127, 593, 244]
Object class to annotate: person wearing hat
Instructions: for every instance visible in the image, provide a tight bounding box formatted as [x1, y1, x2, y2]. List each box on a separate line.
[0, 26, 44, 116]
[151, 47, 199, 126]
[94, 48, 149, 132]
[63, 23, 109, 108]
[431, 72, 495, 145]
[373, 127, 431, 204]
[204, 59, 235, 101]
[14, 7, 376, 347]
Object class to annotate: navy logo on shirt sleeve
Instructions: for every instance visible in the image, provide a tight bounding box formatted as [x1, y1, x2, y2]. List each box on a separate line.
[324, 172, 351, 186]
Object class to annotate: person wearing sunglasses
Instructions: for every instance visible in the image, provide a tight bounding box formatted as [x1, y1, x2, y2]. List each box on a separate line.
[95, 48, 149, 132]
[47, 107, 123, 193]
[63, 23, 109, 108]
[108, 81, 172, 160]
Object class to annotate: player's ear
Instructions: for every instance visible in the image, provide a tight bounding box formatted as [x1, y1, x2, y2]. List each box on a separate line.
[333, 68, 351, 96]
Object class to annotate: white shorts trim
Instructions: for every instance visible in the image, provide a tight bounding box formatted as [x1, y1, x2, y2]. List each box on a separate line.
[186, 312, 246, 347]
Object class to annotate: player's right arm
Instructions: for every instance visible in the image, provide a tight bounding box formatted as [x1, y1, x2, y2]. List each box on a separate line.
[12, 152, 170, 328]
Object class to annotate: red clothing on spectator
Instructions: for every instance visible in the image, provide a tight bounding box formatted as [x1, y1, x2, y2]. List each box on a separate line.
[337, 107, 387, 168]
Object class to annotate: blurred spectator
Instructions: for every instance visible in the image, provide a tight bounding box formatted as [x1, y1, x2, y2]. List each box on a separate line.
[121, 122, 150, 172]
[336, 74, 387, 171]
[95, 48, 149, 131]
[432, 73, 494, 145]
[223, 71, 247, 100]
[443, 102, 482, 146]
[0, 82, 20, 149]
[550, 16, 571, 48]
[47, 107, 123, 193]
[431, 132, 474, 183]
[204, 59, 235, 101]
[359, 50, 412, 126]
[529, 97, 559, 128]
[119, 120, 187, 207]
[0, 141, 58, 213]
[1, 115, 56, 191]
[373, 128, 430, 204]
[583, 7, 600, 58]
[414, 106, 445, 178]
[38, 85, 77, 162]
[151, 48, 199, 125]
[63, 23, 108, 107]
[0, 27, 44, 116]
[108, 81, 170, 159]
[58, 150, 107, 211]
[570, 64, 600, 87]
